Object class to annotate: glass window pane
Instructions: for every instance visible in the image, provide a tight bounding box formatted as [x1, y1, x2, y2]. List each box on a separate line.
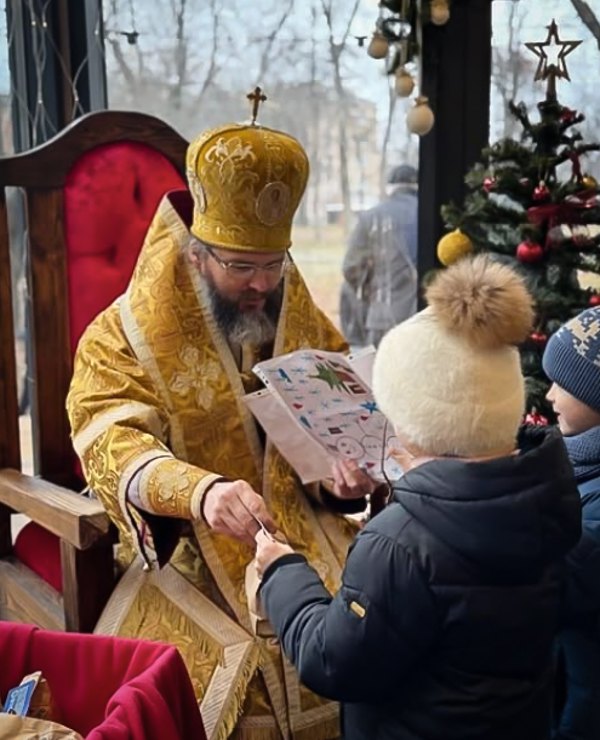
[102, 0, 420, 340]
[491, 1, 600, 177]
[0, 4, 13, 155]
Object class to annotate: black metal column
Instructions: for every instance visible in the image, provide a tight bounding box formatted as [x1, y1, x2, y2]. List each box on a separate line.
[418, 0, 492, 291]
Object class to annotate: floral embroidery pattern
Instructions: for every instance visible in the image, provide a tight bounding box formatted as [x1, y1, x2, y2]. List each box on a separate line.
[169, 346, 221, 410]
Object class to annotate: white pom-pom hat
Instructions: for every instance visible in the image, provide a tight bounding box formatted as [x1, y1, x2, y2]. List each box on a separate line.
[372, 255, 534, 458]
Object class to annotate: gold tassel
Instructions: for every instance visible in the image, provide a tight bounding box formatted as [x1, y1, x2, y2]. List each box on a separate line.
[216, 644, 262, 740]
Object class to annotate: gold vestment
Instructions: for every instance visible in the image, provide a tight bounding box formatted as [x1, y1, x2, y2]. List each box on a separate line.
[67, 194, 357, 740]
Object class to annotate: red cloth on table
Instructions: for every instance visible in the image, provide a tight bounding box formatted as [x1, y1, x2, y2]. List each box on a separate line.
[0, 622, 206, 740]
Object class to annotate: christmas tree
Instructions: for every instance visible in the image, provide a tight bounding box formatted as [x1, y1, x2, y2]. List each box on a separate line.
[437, 20, 600, 419]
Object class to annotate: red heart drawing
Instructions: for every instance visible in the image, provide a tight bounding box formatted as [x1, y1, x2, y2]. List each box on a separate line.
[365, 462, 375, 468]
[293, 403, 303, 409]
[360, 415, 369, 420]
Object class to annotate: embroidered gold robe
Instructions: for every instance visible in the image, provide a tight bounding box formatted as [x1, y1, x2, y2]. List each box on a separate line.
[67, 194, 358, 740]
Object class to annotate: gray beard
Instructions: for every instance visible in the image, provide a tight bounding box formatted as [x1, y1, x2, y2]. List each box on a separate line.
[204, 279, 280, 347]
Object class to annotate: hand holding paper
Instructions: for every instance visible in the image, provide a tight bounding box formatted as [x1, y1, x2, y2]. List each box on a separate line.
[202, 479, 276, 545]
[329, 459, 377, 499]
[243, 347, 403, 484]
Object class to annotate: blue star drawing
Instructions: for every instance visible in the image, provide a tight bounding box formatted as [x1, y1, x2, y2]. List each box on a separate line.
[360, 401, 378, 414]
[278, 368, 293, 383]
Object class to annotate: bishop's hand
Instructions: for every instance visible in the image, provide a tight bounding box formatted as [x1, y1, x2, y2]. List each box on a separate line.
[202, 480, 276, 546]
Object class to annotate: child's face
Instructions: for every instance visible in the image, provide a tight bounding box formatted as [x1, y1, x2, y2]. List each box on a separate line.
[546, 383, 600, 436]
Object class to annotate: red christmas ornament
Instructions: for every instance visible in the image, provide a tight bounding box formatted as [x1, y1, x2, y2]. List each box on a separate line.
[530, 331, 548, 344]
[524, 410, 549, 426]
[516, 240, 544, 263]
[560, 107, 577, 123]
[532, 181, 550, 201]
[483, 176, 496, 193]
[589, 294, 600, 306]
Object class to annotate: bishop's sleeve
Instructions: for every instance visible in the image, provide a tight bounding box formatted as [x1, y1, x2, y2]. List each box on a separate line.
[67, 303, 222, 565]
[259, 527, 440, 703]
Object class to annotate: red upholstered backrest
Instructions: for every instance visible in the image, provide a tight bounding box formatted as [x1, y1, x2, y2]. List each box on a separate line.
[64, 141, 186, 351]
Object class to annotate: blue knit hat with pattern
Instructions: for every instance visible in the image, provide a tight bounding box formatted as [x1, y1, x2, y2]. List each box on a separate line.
[542, 307, 600, 413]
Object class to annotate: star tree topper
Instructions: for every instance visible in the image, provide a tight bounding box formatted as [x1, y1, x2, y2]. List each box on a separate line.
[525, 19, 582, 101]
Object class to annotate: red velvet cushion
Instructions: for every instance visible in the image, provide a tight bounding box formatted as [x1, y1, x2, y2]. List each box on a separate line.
[13, 521, 62, 592]
[64, 141, 186, 351]
[0, 622, 207, 739]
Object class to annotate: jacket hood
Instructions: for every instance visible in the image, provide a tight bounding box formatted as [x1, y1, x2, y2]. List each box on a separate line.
[392, 426, 581, 578]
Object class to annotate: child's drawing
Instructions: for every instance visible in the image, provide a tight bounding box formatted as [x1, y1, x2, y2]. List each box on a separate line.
[253, 349, 402, 481]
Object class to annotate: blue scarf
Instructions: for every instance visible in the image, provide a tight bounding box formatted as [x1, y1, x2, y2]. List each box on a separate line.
[563, 425, 600, 483]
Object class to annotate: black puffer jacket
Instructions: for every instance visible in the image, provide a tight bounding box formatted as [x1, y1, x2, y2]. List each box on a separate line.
[261, 427, 581, 740]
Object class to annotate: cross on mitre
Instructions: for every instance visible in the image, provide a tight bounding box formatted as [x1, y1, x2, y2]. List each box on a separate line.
[525, 20, 581, 100]
[247, 86, 267, 125]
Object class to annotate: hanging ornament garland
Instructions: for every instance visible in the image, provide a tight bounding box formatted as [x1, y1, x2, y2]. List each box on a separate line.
[360, 0, 452, 136]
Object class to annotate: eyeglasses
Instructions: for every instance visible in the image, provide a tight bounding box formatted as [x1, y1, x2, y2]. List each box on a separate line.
[205, 245, 288, 280]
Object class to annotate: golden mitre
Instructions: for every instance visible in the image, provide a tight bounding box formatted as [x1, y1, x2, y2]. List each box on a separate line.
[186, 94, 309, 253]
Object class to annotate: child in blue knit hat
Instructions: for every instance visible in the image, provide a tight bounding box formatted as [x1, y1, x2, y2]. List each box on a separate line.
[543, 306, 600, 740]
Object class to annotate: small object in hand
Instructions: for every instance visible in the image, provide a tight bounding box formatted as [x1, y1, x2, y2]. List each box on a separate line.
[237, 495, 277, 542]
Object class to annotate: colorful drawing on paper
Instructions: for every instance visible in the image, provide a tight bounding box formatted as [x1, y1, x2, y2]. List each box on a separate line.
[253, 349, 402, 481]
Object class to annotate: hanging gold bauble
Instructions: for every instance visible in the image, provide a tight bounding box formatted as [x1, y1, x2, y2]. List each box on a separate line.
[437, 228, 473, 266]
[406, 95, 435, 136]
[367, 32, 389, 59]
[582, 174, 598, 189]
[394, 67, 415, 97]
[430, 0, 451, 25]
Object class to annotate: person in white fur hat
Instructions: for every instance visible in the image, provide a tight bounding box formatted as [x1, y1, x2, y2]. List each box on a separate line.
[254, 254, 581, 740]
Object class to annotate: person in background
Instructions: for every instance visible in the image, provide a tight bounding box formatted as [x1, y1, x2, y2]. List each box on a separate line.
[542, 306, 600, 740]
[66, 94, 374, 739]
[255, 254, 581, 740]
[339, 164, 418, 348]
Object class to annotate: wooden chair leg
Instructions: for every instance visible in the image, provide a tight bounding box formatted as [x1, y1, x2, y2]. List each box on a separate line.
[61, 538, 115, 632]
[0, 503, 11, 557]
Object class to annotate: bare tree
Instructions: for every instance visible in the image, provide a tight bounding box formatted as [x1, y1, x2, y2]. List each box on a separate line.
[168, 0, 188, 111]
[491, 0, 530, 138]
[379, 79, 398, 199]
[195, 0, 221, 104]
[255, 0, 296, 82]
[571, 0, 600, 50]
[320, 0, 361, 232]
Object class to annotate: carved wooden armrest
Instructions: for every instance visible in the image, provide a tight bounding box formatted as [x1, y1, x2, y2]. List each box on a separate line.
[0, 468, 111, 549]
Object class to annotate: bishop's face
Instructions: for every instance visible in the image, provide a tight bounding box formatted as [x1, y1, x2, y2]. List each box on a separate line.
[191, 244, 287, 312]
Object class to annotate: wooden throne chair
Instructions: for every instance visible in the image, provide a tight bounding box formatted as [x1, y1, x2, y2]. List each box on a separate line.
[0, 110, 188, 632]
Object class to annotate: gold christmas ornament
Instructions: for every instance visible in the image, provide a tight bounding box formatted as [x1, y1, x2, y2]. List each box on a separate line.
[437, 228, 473, 266]
[394, 66, 415, 97]
[406, 96, 435, 136]
[430, 0, 451, 26]
[582, 174, 598, 189]
[367, 32, 389, 59]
